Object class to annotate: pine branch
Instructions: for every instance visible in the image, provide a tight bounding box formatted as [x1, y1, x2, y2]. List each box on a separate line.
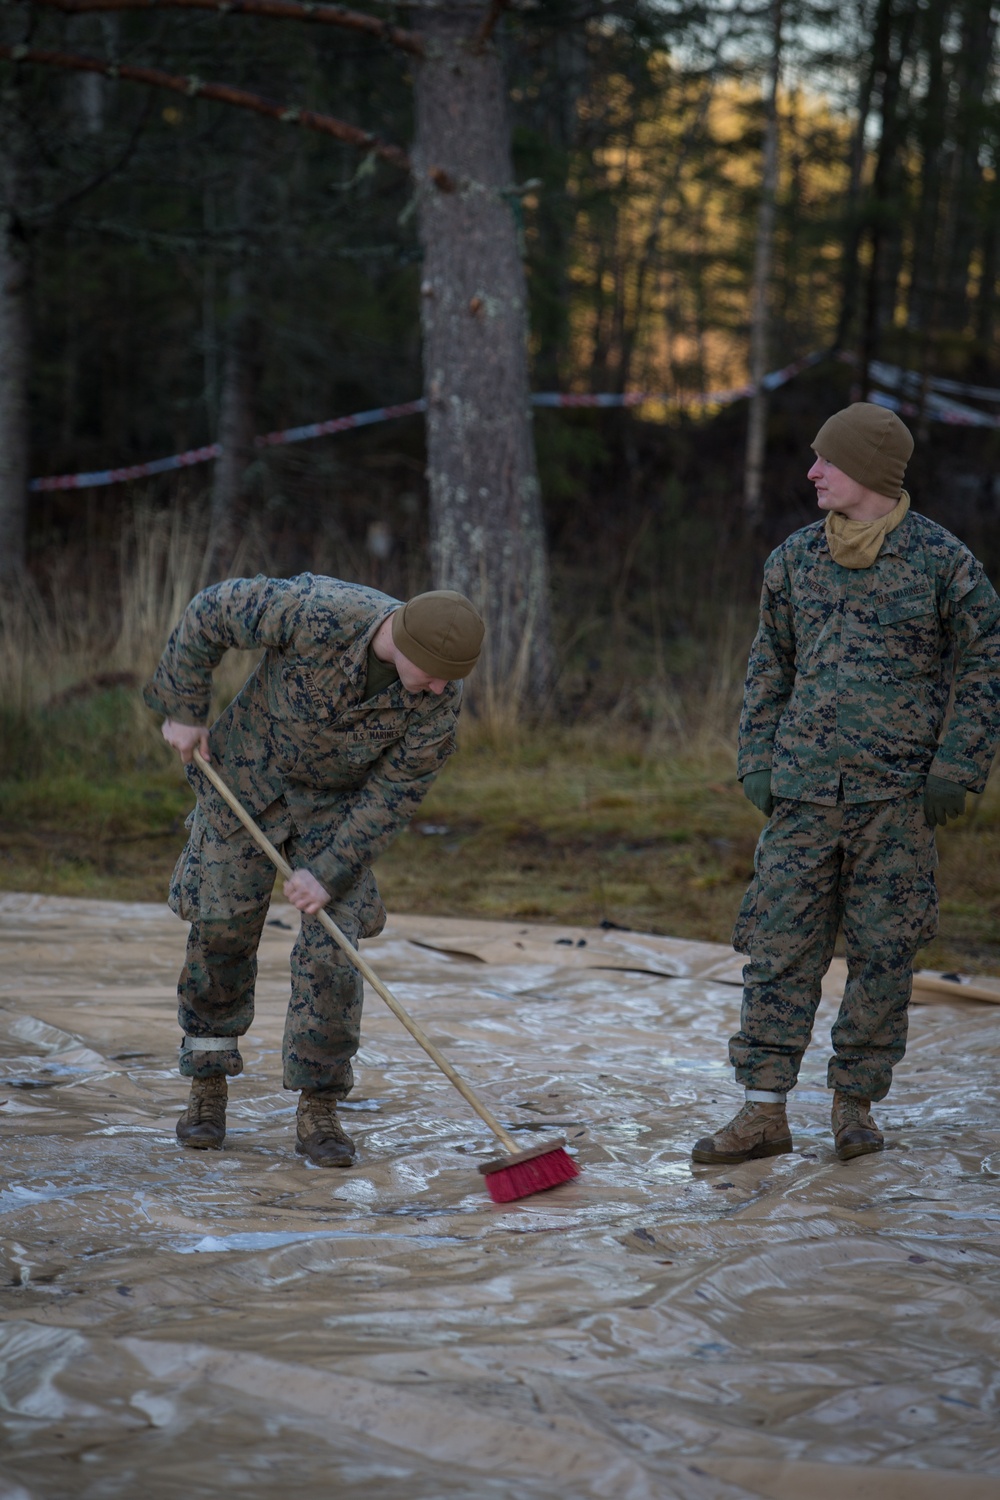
[23, 0, 424, 57]
[0, 44, 412, 169]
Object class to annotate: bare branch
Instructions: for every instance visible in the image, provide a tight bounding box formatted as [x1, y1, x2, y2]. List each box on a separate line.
[24, 93, 152, 223]
[24, 0, 424, 56]
[0, 44, 412, 169]
[474, 0, 510, 51]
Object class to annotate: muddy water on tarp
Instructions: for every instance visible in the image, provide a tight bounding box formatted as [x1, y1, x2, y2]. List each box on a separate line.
[0, 892, 998, 1500]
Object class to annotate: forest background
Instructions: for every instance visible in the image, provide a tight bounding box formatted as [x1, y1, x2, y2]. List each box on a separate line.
[2, 0, 1000, 971]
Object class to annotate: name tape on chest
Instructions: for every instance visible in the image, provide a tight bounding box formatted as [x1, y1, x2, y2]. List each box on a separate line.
[349, 728, 403, 745]
[872, 583, 932, 607]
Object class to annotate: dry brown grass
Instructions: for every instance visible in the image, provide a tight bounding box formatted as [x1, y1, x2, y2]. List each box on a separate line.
[2, 512, 1000, 974]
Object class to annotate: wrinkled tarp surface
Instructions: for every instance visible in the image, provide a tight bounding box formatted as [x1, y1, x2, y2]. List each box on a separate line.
[1, 891, 998, 1499]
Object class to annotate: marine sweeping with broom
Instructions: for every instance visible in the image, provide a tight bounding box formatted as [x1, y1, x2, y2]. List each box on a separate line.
[144, 573, 578, 1203]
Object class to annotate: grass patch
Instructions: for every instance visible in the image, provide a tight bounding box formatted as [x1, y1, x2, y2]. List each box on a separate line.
[5, 502, 997, 973]
[0, 683, 191, 900]
[375, 729, 761, 940]
[4, 703, 1000, 976]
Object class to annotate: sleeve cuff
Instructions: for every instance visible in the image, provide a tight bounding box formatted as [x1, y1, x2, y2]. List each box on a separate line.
[142, 682, 210, 723]
[928, 755, 979, 793]
[737, 758, 773, 781]
[305, 853, 357, 902]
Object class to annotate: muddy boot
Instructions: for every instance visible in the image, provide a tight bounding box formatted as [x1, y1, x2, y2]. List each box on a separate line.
[296, 1090, 355, 1168]
[176, 1075, 227, 1150]
[691, 1101, 792, 1164]
[832, 1091, 884, 1161]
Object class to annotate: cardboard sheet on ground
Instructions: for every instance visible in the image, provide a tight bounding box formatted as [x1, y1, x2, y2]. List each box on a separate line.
[0, 892, 998, 1499]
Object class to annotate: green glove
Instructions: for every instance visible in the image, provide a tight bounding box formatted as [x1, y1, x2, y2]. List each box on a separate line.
[742, 770, 774, 817]
[923, 774, 967, 828]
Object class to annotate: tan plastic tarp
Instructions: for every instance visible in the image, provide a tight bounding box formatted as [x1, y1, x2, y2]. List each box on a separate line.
[1, 891, 999, 1499]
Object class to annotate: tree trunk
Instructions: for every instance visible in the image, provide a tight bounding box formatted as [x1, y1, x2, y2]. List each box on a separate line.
[0, 112, 29, 586]
[527, 25, 588, 391]
[905, 0, 947, 338]
[207, 157, 258, 580]
[743, 0, 782, 528]
[834, 2, 877, 366]
[907, 0, 949, 436]
[941, 0, 997, 342]
[206, 259, 257, 579]
[411, 1, 553, 707]
[858, 0, 893, 400]
[859, 0, 916, 396]
[975, 181, 998, 354]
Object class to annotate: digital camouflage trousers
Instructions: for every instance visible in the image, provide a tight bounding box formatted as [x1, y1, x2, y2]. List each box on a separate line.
[731, 792, 938, 1102]
[169, 802, 386, 1094]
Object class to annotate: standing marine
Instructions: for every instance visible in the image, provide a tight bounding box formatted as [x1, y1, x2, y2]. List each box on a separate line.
[693, 402, 1000, 1165]
[144, 574, 484, 1166]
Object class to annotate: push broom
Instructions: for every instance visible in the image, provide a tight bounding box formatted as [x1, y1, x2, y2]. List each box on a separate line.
[192, 750, 580, 1204]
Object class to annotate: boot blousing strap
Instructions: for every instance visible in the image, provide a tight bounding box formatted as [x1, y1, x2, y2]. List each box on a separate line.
[745, 1088, 786, 1103]
[181, 1036, 237, 1052]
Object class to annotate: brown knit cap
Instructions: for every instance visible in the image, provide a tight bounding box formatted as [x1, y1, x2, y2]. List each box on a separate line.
[391, 590, 485, 679]
[812, 402, 914, 498]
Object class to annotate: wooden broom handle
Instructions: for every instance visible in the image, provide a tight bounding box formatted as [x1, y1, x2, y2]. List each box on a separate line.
[191, 750, 520, 1154]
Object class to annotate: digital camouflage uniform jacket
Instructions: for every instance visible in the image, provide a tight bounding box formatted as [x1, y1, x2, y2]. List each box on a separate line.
[143, 574, 461, 895]
[737, 510, 1000, 804]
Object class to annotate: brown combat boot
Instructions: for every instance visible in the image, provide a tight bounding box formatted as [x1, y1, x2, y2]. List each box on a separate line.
[176, 1075, 227, 1150]
[691, 1101, 792, 1165]
[296, 1090, 355, 1168]
[832, 1091, 884, 1161]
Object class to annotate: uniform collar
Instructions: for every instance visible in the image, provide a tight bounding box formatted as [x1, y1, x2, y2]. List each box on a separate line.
[344, 604, 401, 693]
[876, 507, 912, 558]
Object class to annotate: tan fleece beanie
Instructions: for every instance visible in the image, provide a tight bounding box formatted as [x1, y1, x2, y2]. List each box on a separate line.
[812, 402, 914, 498]
[391, 590, 485, 679]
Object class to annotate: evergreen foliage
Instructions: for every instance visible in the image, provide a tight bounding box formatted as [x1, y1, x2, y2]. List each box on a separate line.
[1, 0, 998, 607]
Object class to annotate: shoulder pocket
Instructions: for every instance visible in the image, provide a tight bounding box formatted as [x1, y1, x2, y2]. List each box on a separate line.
[876, 594, 935, 626]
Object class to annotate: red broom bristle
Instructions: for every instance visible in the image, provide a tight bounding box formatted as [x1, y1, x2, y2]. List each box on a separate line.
[484, 1147, 580, 1204]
